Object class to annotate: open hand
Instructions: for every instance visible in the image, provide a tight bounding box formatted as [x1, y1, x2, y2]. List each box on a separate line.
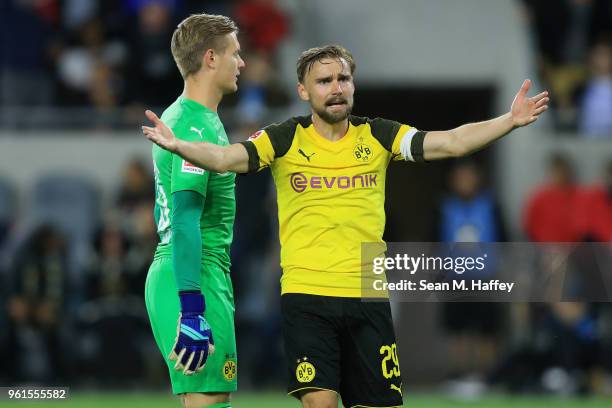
[142, 110, 179, 153]
[510, 79, 549, 128]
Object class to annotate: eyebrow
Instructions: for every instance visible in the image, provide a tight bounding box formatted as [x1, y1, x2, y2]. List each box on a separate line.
[315, 73, 351, 82]
[316, 75, 333, 82]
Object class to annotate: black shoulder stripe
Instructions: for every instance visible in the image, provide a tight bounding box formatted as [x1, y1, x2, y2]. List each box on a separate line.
[349, 115, 368, 126]
[264, 116, 306, 158]
[411, 131, 428, 163]
[295, 115, 313, 129]
[368, 117, 402, 152]
[239, 141, 260, 173]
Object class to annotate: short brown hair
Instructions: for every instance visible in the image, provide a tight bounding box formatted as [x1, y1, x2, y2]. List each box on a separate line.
[296, 44, 356, 83]
[171, 14, 238, 79]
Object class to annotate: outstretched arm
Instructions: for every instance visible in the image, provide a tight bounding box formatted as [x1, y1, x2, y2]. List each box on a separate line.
[421, 80, 549, 160]
[143, 110, 250, 173]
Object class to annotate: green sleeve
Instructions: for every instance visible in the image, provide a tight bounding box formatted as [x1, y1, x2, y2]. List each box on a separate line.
[170, 122, 212, 196]
[172, 190, 204, 292]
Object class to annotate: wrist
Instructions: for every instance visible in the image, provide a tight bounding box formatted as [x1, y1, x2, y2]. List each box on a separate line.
[501, 112, 518, 130]
[179, 291, 205, 316]
[505, 111, 519, 129]
[174, 139, 185, 155]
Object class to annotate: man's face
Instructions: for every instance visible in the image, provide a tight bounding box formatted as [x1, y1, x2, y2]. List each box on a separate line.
[299, 57, 354, 124]
[214, 32, 245, 94]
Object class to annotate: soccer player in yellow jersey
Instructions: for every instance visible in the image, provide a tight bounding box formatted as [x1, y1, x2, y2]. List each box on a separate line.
[143, 45, 549, 408]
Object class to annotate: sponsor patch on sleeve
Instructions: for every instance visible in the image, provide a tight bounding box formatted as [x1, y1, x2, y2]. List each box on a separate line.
[181, 160, 205, 175]
[248, 130, 264, 141]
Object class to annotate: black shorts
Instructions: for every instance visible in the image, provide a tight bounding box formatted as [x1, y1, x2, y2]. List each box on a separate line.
[281, 294, 403, 408]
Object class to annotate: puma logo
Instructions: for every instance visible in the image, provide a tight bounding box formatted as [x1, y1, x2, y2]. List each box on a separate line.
[390, 383, 402, 396]
[190, 127, 205, 139]
[298, 148, 315, 162]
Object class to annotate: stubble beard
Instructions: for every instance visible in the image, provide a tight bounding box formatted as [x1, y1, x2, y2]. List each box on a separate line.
[314, 102, 353, 124]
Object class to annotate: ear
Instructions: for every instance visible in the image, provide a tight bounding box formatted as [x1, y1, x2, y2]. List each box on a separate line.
[297, 82, 309, 102]
[203, 49, 216, 69]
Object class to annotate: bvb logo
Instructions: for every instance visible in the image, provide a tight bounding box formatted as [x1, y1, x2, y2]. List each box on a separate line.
[296, 359, 316, 383]
[353, 143, 372, 162]
[222, 360, 237, 381]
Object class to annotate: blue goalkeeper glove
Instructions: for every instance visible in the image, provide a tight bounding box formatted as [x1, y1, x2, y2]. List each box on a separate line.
[169, 292, 215, 375]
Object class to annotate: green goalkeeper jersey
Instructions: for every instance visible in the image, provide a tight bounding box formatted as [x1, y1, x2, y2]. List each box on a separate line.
[152, 96, 236, 273]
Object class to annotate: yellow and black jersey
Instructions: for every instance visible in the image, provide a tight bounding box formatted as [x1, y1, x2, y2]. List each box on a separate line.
[240, 115, 426, 297]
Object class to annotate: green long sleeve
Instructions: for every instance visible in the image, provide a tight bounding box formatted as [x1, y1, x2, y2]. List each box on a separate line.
[172, 190, 205, 292]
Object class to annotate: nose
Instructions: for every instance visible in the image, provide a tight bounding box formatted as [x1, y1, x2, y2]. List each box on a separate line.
[239, 56, 246, 69]
[332, 80, 343, 95]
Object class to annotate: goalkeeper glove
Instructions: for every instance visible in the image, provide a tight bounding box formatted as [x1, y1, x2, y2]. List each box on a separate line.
[169, 291, 215, 375]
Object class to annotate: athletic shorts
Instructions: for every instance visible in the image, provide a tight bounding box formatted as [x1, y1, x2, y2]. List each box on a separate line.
[281, 294, 403, 408]
[145, 256, 237, 394]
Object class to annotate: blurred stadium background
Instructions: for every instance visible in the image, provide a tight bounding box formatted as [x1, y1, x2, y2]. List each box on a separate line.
[0, 0, 611, 406]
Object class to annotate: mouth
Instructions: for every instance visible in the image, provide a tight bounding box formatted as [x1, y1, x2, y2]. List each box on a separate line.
[326, 99, 347, 108]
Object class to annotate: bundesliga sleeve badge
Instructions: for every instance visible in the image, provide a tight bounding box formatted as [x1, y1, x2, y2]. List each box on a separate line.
[181, 160, 205, 175]
[248, 130, 264, 140]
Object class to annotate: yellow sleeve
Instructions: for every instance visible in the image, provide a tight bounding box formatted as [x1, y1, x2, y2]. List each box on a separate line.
[368, 117, 424, 162]
[239, 118, 299, 172]
[391, 124, 414, 160]
[242, 130, 276, 172]
[391, 125, 427, 163]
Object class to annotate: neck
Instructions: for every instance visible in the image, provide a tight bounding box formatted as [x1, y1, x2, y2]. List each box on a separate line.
[183, 73, 222, 112]
[311, 112, 349, 141]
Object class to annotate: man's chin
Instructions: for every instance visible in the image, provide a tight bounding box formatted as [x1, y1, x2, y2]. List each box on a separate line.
[318, 107, 351, 124]
[222, 82, 239, 95]
[223, 82, 238, 95]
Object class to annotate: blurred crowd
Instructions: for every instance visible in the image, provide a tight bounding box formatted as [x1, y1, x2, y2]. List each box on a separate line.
[0, 156, 280, 388]
[0, 0, 611, 398]
[0, 0, 290, 387]
[0, 0, 290, 129]
[435, 157, 612, 397]
[521, 0, 612, 136]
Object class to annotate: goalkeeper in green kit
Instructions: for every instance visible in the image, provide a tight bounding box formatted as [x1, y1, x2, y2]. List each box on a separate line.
[145, 13, 244, 408]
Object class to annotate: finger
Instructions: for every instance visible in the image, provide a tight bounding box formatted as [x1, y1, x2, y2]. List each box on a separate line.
[195, 351, 205, 372]
[169, 349, 178, 361]
[174, 348, 187, 370]
[530, 91, 548, 103]
[142, 126, 156, 133]
[142, 129, 157, 139]
[145, 110, 162, 125]
[196, 352, 206, 373]
[208, 343, 215, 356]
[183, 351, 196, 375]
[143, 132, 158, 142]
[144, 132, 159, 142]
[533, 105, 548, 115]
[518, 79, 531, 97]
[534, 97, 549, 109]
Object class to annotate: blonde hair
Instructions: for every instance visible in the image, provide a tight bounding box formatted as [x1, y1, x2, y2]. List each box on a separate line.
[171, 13, 238, 79]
